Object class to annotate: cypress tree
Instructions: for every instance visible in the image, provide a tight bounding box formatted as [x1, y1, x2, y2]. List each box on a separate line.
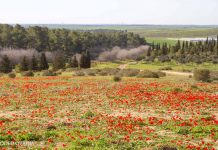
[39, 53, 49, 70]
[29, 55, 38, 71]
[70, 55, 78, 68]
[79, 52, 86, 68]
[20, 56, 29, 71]
[52, 52, 65, 71]
[85, 51, 91, 68]
[0, 55, 12, 73]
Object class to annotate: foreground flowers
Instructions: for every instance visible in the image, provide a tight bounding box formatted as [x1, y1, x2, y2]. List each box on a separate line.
[0, 76, 217, 149]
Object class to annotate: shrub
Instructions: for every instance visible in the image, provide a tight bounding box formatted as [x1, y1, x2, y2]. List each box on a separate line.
[0, 73, 4, 77]
[42, 70, 57, 76]
[8, 73, 16, 78]
[193, 69, 210, 82]
[73, 71, 85, 76]
[55, 69, 63, 75]
[101, 68, 120, 76]
[159, 146, 177, 150]
[98, 70, 108, 76]
[137, 70, 159, 78]
[113, 75, 122, 82]
[21, 71, 34, 77]
[159, 66, 172, 70]
[118, 69, 140, 77]
[84, 69, 96, 76]
[83, 111, 95, 119]
[155, 71, 166, 77]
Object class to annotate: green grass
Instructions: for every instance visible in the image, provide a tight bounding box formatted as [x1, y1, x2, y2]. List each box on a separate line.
[146, 37, 177, 46]
[42, 24, 218, 38]
[127, 61, 218, 71]
[92, 61, 122, 69]
[91, 60, 218, 72]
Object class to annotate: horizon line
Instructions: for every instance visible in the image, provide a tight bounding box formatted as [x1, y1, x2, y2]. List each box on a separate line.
[1, 23, 218, 26]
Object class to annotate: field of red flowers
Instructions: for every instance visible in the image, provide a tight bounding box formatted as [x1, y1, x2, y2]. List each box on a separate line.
[0, 76, 217, 149]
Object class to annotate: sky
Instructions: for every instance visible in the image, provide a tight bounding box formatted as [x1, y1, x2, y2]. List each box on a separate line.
[0, 0, 218, 25]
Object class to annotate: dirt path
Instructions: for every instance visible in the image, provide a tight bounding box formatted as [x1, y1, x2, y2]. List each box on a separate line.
[162, 71, 193, 77]
[118, 64, 127, 69]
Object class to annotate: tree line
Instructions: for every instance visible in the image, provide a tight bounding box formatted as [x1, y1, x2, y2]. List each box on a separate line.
[0, 24, 145, 55]
[0, 51, 91, 73]
[146, 36, 218, 63]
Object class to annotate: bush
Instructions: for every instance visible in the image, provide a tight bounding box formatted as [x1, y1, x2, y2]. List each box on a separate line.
[0, 73, 4, 77]
[113, 75, 122, 82]
[100, 68, 120, 76]
[98, 70, 108, 76]
[84, 69, 97, 76]
[118, 69, 140, 77]
[159, 66, 172, 70]
[73, 71, 85, 76]
[8, 73, 16, 78]
[21, 71, 34, 77]
[137, 70, 159, 78]
[42, 70, 57, 76]
[193, 69, 210, 82]
[155, 71, 166, 77]
[55, 69, 63, 75]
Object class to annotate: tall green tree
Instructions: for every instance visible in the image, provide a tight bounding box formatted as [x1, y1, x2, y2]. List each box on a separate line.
[70, 55, 78, 68]
[52, 51, 65, 71]
[79, 52, 86, 68]
[39, 53, 49, 70]
[29, 55, 38, 71]
[0, 55, 12, 73]
[20, 56, 29, 71]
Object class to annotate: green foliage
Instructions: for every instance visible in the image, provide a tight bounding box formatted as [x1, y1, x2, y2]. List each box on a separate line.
[159, 67, 172, 70]
[29, 55, 38, 71]
[0, 24, 145, 54]
[79, 51, 91, 69]
[193, 69, 210, 82]
[0, 55, 12, 73]
[73, 71, 85, 76]
[39, 53, 49, 70]
[52, 51, 65, 71]
[17, 133, 42, 141]
[8, 72, 16, 78]
[113, 75, 122, 82]
[19, 56, 29, 71]
[42, 70, 57, 76]
[21, 71, 34, 77]
[137, 70, 159, 78]
[118, 69, 140, 77]
[69, 55, 79, 68]
[155, 71, 166, 77]
[83, 111, 95, 119]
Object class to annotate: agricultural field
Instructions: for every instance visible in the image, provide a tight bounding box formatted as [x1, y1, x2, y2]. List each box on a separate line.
[0, 75, 217, 149]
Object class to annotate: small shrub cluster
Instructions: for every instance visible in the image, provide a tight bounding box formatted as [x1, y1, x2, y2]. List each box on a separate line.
[137, 70, 159, 78]
[155, 71, 166, 77]
[118, 69, 140, 77]
[42, 70, 57, 76]
[8, 73, 16, 78]
[113, 75, 122, 82]
[159, 66, 172, 70]
[193, 69, 210, 82]
[21, 71, 34, 77]
[73, 71, 86, 76]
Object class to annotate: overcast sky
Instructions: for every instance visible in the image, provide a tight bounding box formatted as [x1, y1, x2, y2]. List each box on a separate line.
[0, 0, 217, 25]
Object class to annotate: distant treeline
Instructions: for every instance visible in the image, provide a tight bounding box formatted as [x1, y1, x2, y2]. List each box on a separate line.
[147, 36, 218, 63]
[0, 24, 145, 56]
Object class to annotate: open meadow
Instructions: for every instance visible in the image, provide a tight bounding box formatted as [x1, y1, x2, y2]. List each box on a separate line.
[0, 73, 218, 149]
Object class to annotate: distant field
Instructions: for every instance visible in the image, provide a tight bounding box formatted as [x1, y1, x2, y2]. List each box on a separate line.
[145, 38, 178, 46]
[22, 24, 218, 38]
[93, 61, 218, 72]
